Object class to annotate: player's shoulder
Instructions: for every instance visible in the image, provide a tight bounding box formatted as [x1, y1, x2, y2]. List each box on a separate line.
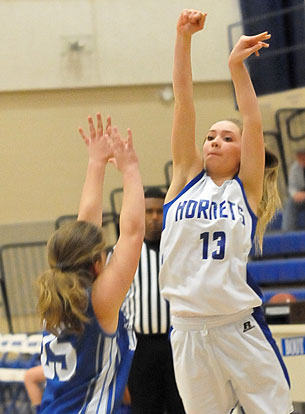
[165, 169, 206, 204]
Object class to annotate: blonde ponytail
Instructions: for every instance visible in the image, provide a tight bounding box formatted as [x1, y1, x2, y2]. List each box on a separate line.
[255, 148, 281, 252]
[36, 221, 105, 335]
[37, 269, 91, 335]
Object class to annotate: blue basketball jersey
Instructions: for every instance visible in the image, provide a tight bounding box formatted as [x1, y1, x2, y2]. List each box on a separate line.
[159, 170, 262, 317]
[40, 296, 136, 414]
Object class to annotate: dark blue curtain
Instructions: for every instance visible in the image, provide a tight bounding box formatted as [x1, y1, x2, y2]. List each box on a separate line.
[239, 0, 305, 96]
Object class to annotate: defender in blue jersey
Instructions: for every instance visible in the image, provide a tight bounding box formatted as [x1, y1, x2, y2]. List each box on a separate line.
[159, 10, 293, 414]
[37, 114, 144, 414]
[41, 308, 134, 414]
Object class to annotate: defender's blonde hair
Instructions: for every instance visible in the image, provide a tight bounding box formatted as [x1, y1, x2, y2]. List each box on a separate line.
[37, 221, 105, 336]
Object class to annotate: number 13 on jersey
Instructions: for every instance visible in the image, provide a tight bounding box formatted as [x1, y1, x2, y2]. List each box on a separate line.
[200, 231, 226, 260]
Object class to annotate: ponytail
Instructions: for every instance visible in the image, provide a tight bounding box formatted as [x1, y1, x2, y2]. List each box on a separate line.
[255, 148, 281, 252]
[37, 269, 91, 335]
[36, 221, 104, 335]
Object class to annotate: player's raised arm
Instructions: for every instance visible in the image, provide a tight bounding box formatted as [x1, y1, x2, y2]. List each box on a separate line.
[167, 10, 206, 200]
[229, 32, 271, 212]
[92, 127, 145, 332]
[77, 113, 112, 227]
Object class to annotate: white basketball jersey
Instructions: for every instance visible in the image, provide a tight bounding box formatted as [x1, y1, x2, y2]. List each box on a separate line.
[159, 170, 262, 317]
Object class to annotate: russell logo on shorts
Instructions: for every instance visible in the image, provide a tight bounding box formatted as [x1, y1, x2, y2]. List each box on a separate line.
[243, 321, 255, 333]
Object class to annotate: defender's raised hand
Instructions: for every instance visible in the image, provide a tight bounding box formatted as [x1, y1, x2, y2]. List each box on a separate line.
[110, 127, 138, 173]
[77, 113, 113, 226]
[78, 113, 113, 163]
[177, 9, 207, 36]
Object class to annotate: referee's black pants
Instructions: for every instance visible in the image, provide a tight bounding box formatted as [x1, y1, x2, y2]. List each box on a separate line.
[128, 333, 185, 414]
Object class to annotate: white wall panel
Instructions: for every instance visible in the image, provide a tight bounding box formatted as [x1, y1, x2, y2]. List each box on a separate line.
[0, 0, 241, 91]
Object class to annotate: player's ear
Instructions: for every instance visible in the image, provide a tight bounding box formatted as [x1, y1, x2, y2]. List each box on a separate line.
[93, 260, 102, 277]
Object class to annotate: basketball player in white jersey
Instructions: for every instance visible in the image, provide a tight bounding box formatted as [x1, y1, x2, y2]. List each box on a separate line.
[159, 10, 293, 414]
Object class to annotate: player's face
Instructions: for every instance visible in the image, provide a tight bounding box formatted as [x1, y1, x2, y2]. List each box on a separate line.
[145, 197, 164, 242]
[202, 120, 241, 178]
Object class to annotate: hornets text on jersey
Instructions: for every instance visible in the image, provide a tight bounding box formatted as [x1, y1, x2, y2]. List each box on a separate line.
[159, 170, 262, 317]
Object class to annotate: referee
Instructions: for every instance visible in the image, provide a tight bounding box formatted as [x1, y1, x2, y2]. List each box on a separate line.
[122, 187, 185, 414]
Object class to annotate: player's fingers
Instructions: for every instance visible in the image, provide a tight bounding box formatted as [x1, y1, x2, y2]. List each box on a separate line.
[126, 128, 133, 149]
[252, 31, 271, 41]
[104, 133, 115, 152]
[78, 127, 90, 145]
[190, 11, 205, 25]
[201, 12, 207, 26]
[249, 43, 265, 56]
[112, 126, 119, 139]
[88, 116, 96, 139]
[181, 9, 190, 24]
[197, 12, 206, 29]
[112, 127, 123, 148]
[106, 115, 112, 135]
[259, 41, 270, 48]
[96, 113, 103, 136]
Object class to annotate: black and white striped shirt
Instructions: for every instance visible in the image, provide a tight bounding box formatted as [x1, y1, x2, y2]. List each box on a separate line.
[121, 241, 170, 335]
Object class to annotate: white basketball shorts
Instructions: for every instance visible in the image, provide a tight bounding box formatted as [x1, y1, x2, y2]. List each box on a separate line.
[170, 310, 293, 414]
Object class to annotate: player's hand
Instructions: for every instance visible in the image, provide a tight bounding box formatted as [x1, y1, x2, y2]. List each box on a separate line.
[229, 32, 271, 66]
[109, 127, 138, 173]
[177, 9, 207, 36]
[78, 113, 113, 164]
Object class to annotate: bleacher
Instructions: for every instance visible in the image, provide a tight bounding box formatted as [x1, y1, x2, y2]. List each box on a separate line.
[249, 212, 305, 305]
[0, 333, 41, 414]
